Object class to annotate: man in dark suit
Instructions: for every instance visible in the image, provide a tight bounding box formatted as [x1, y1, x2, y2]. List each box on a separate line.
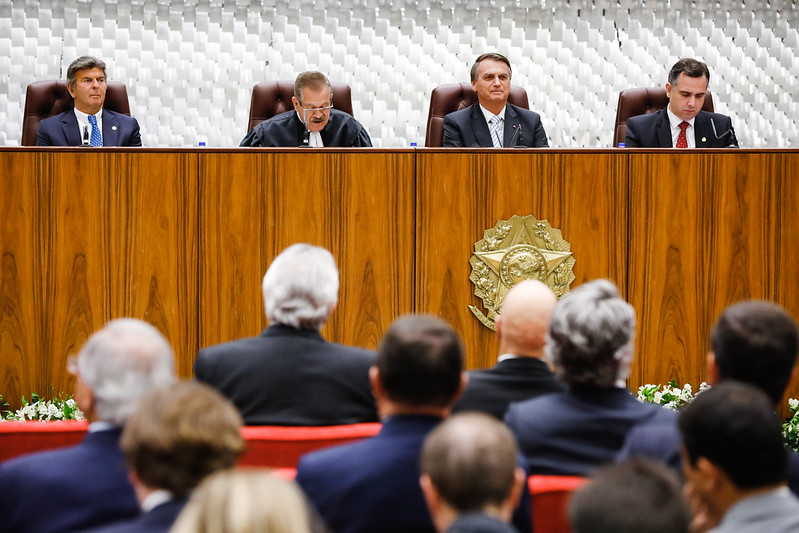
[618, 300, 799, 495]
[420, 412, 525, 533]
[453, 279, 565, 419]
[505, 280, 674, 477]
[0, 319, 176, 533]
[443, 53, 548, 148]
[240, 71, 372, 147]
[91, 381, 244, 533]
[194, 243, 378, 426]
[36, 56, 142, 146]
[625, 58, 737, 148]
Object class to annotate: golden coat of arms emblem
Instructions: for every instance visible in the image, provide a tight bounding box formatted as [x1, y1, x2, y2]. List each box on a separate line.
[469, 215, 575, 330]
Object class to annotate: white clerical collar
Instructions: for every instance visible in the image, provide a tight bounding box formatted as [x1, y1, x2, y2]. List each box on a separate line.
[296, 112, 324, 147]
[497, 353, 520, 363]
[141, 489, 174, 512]
[479, 104, 506, 123]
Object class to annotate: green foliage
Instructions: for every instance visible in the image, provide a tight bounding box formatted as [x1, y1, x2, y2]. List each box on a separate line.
[0, 386, 84, 422]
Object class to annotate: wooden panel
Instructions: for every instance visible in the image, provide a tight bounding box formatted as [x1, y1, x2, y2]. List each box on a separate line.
[627, 152, 795, 394]
[416, 150, 628, 370]
[199, 150, 415, 353]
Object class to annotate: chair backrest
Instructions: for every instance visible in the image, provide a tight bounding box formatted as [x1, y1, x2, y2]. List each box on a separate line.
[424, 83, 530, 147]
[0, 420, 89, 463]
[613, 87, 714, 147]
[246, 81, 354, 134]
[528, 475, 588, 533]
[21, 80, 132, 146]
[237, 422, 381, 469]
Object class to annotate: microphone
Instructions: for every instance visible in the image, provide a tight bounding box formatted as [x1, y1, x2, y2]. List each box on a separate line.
[509, 123, 524, 147]
[82, 125, 90, 146]
[299, 128, 311, 148]
[710, 118, 739, 148]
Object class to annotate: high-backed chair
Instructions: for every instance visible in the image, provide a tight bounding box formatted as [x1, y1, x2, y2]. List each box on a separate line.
[21, 80, 131, 146]
[613, 87, 714, 147]
[246, 81, 353, 134]
[424, 83, 530, 147]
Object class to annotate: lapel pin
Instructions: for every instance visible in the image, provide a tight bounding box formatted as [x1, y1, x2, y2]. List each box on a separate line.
[701, 137, 706, 142]
[112, 126, 117, 131]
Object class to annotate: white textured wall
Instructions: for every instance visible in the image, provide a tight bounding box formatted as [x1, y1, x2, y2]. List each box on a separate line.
[1, 0, 797, 147]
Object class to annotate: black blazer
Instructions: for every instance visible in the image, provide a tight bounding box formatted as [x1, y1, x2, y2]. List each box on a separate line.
[240, 109, 372, 147]
[625, 108, 738, 148]
[452, 357, 565, 420]
[35, 109, 142, 146]
[443, 103, 549, 148]
[194, 325, 378, 426]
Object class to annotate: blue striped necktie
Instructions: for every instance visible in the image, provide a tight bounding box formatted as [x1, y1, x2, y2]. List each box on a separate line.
[489, 115, 503, 148]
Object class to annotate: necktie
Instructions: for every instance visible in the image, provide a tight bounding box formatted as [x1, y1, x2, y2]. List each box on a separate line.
[489, 115, 503, 148]
[676, 121, 689, 148]
[88, 115, 102, 147]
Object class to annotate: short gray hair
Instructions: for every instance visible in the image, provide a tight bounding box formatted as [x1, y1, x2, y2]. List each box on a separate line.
[262, 244, 339, 330]
[545, 279, 635, 387]
[67, 56, 107, 90]
[76, 318, 175, 425]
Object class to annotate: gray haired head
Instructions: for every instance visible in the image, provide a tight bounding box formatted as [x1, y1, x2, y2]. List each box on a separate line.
[545, 279, 636, 388]
[262, 243, 339, 330]
[76, 318, 176, 425]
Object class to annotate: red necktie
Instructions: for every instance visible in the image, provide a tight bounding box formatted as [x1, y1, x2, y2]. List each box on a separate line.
[676, 121, 689, 148]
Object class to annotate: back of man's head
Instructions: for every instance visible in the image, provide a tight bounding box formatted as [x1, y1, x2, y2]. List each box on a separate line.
[711, 300, 798, 405]
[76, 318, 175, 425]
[569, 459, 689, 533]
[679, 381, 787, 490]
[262, 243, 339, 330]
[121, 380, 245, 498]
[377, 314, 463, 408]
[497, 280, 557, 358]
[421, 412, 522, 515]
[545, 279, 636, 388]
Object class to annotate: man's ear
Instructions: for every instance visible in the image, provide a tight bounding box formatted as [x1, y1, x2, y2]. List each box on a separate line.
[419, 473, 441, 515]
[696, 457, 724, 490]
[291, 96, 303, 117]
[665, 82, 673, 99]
[369, 366, 382, 400]
[507, 467, 527, 509]
[453, 372, 469, 402]
[706, 352, 721, 385]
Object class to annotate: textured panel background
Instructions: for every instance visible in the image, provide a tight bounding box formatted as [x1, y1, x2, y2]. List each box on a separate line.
[0, 0, 797, 147]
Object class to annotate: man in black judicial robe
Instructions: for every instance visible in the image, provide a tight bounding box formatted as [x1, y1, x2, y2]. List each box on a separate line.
[240, 71, 372, 147]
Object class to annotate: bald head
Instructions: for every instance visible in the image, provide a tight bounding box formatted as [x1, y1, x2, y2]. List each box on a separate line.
[497, 280, 557, 358]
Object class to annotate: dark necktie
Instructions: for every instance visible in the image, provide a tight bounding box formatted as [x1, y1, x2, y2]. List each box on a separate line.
[675, 121, 689, 148]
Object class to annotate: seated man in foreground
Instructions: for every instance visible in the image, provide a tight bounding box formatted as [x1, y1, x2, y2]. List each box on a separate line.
[0, 319, 175, 533]
[625, 58, 737, 148]
[420, 412, 525, 533]
[504, 279, 673, 476]
[36, 55, 142, 146]
[240, 71, 372, 147]
[194, 243, 378, 425]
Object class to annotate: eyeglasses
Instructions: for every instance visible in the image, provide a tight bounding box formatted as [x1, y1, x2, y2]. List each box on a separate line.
[298, 102, 333, 113]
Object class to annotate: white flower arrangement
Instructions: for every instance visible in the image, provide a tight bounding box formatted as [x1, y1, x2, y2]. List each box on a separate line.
[637, 380, 710, 410]
[0, 389, 85, 422]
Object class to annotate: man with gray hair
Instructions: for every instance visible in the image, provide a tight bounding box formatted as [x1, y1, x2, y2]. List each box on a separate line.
[504, 279, 673, 476]
[0, 318, 175, 533]
[36, 55, 142, 146]
[194, 243, 378, 425]
[240, 71, 372, 147]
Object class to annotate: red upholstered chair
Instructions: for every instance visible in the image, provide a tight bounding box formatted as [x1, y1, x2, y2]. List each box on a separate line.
[237, 423, 381, 469]
[21, 80, 132, 146]
[246, 81, 354, 134]
[613, 87, 714, 147]
[0, 420, 89, 463]
[424, 83, 530, 147]
[528, 475, 588, 533]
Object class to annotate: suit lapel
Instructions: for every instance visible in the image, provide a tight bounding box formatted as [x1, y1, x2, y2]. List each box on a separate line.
[503, 105, 520, 147]
[102, 110, 118, 146]
[694, 112, 710, 147]
[60, 111, 83, 146]
[470, 105, 494, 147]
[655, 109, 672, 147]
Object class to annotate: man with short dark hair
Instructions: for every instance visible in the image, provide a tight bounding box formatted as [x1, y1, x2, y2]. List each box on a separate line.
[443, 53, 548, 148]
[240, 71, 372, 147]
[569, 459, 689, 533]
[36, 55, 142, 146]
[453, 280, 564, 419]
[0, 319, 175, 533]
[625, 57, 737, 148]
[90, 381, 245, 533]
[679, 382, 799, 532]
[194, 243, 378, 426]
[504, 279, 673, 476]
[420, 412, 525, 533]
[618, 300, 799, 493]
[296, 314, 468, 533]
